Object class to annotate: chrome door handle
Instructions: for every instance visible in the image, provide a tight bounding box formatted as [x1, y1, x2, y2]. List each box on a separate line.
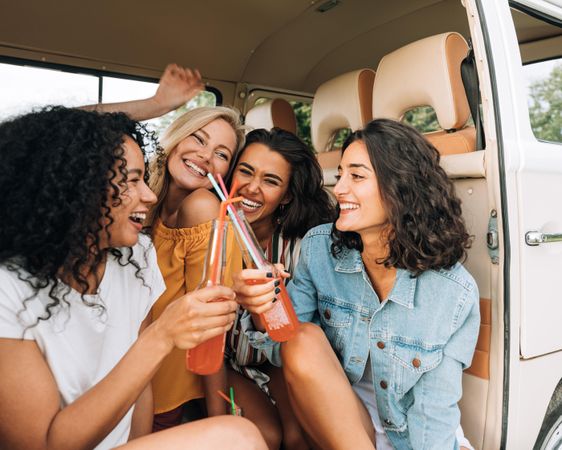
[525, 231, 562, 246]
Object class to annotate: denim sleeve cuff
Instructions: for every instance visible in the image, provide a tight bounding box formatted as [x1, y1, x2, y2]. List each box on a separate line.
[240, 312, 281, 365]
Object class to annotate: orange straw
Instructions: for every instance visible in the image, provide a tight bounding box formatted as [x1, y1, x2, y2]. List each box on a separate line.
[228, 178, 239, 200]
[217, 390, 240, 411]
[209, 196, 243, 285]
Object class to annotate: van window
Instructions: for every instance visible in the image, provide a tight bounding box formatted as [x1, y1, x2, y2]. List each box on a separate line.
[402, 106, 441, 133]
[523, 59, 562, 144]
[511, 6, 562, 145]
[0, 62, 98, 121]
[290, 101, 312, 149]
[0, 61, 217, 137]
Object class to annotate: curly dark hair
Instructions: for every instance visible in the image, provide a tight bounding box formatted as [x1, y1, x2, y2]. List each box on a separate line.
[235, 128, 336, 239]
[331, 119, 471, 275]
[0, 106, 155, 324]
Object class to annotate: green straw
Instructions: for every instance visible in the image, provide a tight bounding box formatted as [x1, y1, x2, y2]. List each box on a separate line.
[229, 386, 236, 416]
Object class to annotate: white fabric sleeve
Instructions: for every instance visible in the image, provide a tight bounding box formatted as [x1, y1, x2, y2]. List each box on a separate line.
[0, 268, 35, 340]
[134, 234, 166, 321]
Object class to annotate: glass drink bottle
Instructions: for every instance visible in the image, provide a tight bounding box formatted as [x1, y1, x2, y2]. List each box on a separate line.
[233, 209, 299, 342]
[185, 220, 228, 375]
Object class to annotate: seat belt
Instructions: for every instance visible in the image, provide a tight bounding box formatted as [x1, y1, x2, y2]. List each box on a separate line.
[461, 40, 485, 150]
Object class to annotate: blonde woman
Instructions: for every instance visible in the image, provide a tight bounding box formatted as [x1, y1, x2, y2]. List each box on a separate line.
[89, 65, 247, 429]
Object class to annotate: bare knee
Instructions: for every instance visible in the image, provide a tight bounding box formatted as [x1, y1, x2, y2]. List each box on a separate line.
[281, 323, 329, 378]
[217, 416, 268, 450]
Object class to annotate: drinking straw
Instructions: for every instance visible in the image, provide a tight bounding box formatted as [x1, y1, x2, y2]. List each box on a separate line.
[206, 173, 264, 268]
[217, 390, 242, 415]
[229, 386, 237, 416]
[210, 196, 243, 285]
[217, 390, 240, 412]
[216, 173, 265, 268]
[216, 172, 229, 198]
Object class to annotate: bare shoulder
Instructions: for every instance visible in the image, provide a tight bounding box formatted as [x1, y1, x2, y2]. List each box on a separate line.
[176, 189, 221, 227]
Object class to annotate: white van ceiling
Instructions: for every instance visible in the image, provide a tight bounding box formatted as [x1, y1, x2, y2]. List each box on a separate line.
[0, 0, 559, 93]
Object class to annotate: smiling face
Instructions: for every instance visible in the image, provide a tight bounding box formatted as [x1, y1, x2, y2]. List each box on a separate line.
[232, 142, 292, 231]
[102, 136, 157, 248]
[333, 140, 388, 238]
[167, 118, 237, 192]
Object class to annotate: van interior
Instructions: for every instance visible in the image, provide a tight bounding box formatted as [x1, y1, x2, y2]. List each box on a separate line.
[1, 1, 562, 449]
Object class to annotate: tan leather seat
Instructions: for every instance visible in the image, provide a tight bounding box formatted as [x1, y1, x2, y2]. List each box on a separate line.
[373, 32, 476, 155]
[311, 68, 376, 186]
[244, 98, 297, 134]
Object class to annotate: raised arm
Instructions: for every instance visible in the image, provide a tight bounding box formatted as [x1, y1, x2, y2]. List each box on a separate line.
[82, 63, 204, 121]
[0, 285, 237, 450]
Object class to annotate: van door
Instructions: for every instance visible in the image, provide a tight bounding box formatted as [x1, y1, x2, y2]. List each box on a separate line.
[476, 0, 562, 359]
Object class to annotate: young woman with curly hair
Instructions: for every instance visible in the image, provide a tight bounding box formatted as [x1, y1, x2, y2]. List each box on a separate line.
[203, 128, 335, 449]
[87, 65, 249, 429]
[0, 107, 266, 450]
[233, 119, 480, 449]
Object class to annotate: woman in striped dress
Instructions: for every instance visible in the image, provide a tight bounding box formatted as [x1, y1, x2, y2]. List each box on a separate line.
[203, 128, 335, 450]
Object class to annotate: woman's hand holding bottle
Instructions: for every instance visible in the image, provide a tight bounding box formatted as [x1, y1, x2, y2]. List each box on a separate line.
[150, 285, 238, 352]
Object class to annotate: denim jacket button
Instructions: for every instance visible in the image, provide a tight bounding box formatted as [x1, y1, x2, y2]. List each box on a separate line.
[412, 358, 421, 368]
[323, 309, 331, 320]
[380, 380, 388, 389]
[377, 341, 385, 349]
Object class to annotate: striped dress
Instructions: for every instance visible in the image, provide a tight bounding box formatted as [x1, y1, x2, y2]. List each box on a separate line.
[226, 231, 301, 398]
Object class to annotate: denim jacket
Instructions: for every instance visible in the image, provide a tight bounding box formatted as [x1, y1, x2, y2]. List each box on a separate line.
[247, 224, 480, 449]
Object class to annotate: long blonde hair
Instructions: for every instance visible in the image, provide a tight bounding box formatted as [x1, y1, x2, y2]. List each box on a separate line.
[147, 106, 245, 229]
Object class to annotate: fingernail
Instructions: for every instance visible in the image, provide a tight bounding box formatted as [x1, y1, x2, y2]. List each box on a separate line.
[283, 269, 290, 274]
[274, 280, 280, 287]
[275, 287, 281, 295]
[272, 297, 278, 303]
[266, 272, 274, 278]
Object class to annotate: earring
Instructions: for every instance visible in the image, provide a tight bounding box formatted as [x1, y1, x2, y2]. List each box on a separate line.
[276, 204, 285, 225]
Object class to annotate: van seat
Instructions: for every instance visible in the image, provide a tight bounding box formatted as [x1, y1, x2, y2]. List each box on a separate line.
[245, 98, 297, 134]
[373, 32, 476, 156]
[311, 68, 375, 186]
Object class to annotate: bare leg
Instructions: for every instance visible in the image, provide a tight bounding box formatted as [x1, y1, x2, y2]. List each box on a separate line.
[226, 367, 282, 450]
[281, 323, 375, 450]
[263, 363, 311, 450]
[117, 415, 267, 450]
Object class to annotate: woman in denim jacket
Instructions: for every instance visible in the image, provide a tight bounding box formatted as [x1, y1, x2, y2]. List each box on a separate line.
[234, 119, 480, 449]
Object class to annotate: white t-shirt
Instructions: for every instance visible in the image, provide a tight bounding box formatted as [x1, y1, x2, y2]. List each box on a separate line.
[0, 234, 165, 450]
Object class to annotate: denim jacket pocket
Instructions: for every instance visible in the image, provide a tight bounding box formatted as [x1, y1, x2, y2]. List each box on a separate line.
[318, 297, 352, 354]
[391, 341, 444, 397]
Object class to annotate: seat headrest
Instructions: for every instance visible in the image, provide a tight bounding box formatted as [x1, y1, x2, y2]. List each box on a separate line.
[311, 68, 375, 152]
[244, 98, 297, 134]
[373, 32, 470, 131]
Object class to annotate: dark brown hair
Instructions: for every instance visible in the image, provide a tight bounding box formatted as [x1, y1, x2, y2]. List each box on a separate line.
[331, 119, 471, 276]
[234, 128, 336, 239]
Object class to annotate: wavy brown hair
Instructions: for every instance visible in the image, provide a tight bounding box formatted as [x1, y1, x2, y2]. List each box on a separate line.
[331, 119, 471, 276]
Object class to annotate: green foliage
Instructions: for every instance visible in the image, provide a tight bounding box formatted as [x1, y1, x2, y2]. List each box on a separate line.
[528, 63, 562, 143]
[403, 106, 441, 133]
[290, 101, 313, 149]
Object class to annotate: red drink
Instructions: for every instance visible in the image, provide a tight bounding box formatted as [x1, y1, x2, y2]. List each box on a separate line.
[262, 281, 299, 342]
[248, 271, 299, 342]
[233, 209, 300, 342]
[186, 220, 228, 375]
[186, 328, 226, 375]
